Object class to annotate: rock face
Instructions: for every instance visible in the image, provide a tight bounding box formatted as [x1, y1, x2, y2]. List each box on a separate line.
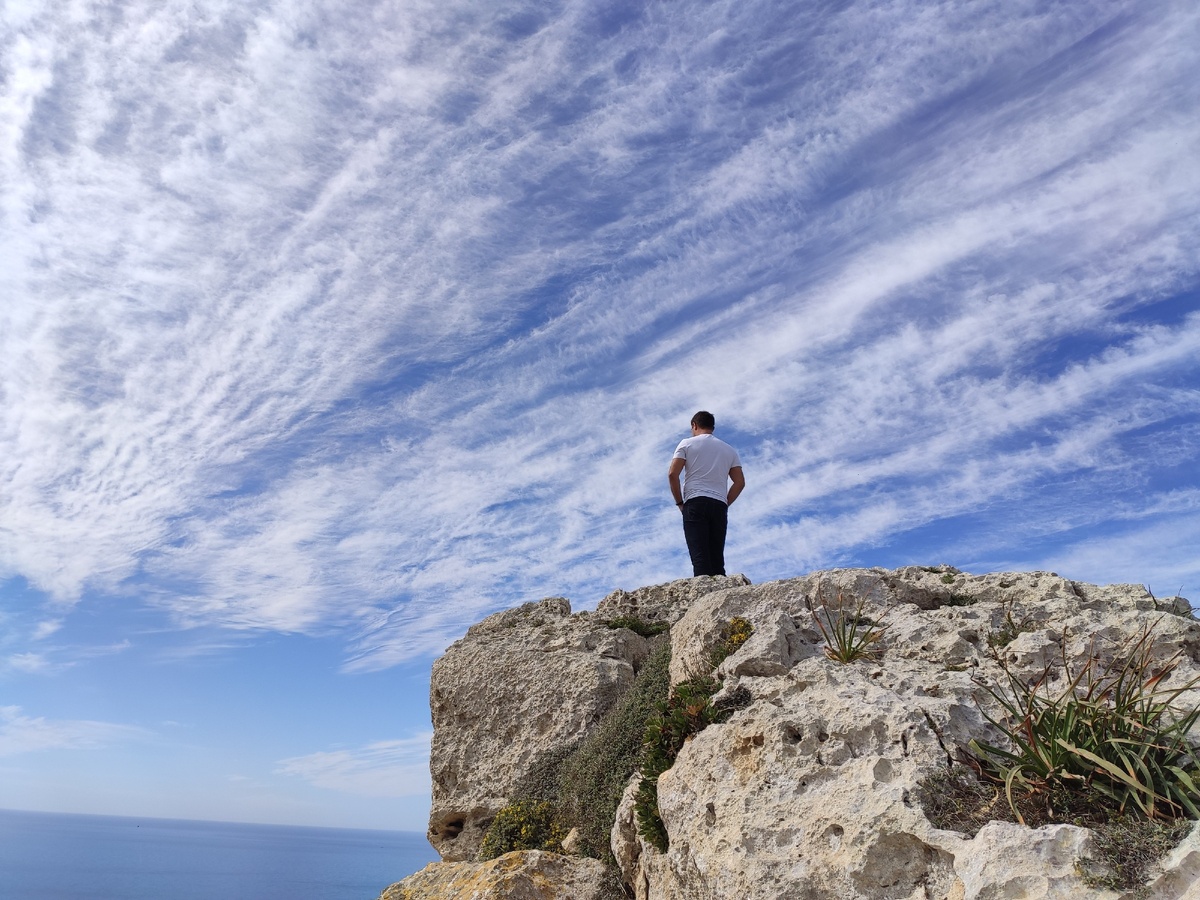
[378, 851, 617, 900]
[427, 577, 748, 861]
[386, 567, 1200, 900]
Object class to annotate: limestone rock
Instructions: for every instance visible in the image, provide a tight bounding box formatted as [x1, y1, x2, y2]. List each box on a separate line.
[378, 850, 619, 900]
[1142, 823, 1200, 900]
[427, 578, 746, 861]
[944, 822, 1098, 899]
[422, 567, 1200, 899]
[427, 596, 648, 860]
[625, 567, 1200, 900]
[594, 574, 751, 627]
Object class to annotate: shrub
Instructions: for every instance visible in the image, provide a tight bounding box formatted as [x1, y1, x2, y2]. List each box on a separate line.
[710, 616, 753, 667]
[478, 799, 567, 859]
[809, 586, 887, 663]
[500, 637, 673, 864]
[969, 625, 1200, 824]
[635, 673, 728, 852]
[554, 638, 672, 860]
[605, 616, 670, 637]
[634, 618, 752, 852]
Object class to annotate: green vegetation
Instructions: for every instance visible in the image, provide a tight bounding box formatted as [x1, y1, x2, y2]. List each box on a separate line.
[604, 615, 670, 637]
[919, 622, 1200, 894]
[480, 617, 758, 861]
[710, 616, 753, 667]
[478, 637, 672, 862]
[478, 799, 566, 859]
[809, 586, 887, 663]
[554, 639, 673, 859]
[635, 674, 727, 852]
[633, 617, 755, 852]
[970, 626, 1200, 823]
[987, 601, 1035, 650]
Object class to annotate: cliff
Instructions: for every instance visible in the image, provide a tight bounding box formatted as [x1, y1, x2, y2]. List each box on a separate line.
[380, 567, 1200, 900]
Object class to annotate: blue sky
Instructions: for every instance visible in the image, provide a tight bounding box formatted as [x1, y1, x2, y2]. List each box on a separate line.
[1, 0, 1198, 833]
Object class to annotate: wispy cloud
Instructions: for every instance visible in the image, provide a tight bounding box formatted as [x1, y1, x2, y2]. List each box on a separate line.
[32, 619, 63, 640]
[6, 653, 52, 675]
[275, 732, 432, 798]
[3, 638, 132, 674]
[2, 0, 1198, 671]
[0, 706, 147, 756]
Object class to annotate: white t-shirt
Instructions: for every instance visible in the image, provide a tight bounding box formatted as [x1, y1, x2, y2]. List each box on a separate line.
[673, 433, 742, 503]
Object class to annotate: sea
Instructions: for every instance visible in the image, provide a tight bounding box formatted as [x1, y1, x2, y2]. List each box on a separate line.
[0, 808, 439, 900]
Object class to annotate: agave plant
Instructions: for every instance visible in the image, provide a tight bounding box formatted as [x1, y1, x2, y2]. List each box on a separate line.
[808, 585, 888, 663]
[970, 625, 1200, 823]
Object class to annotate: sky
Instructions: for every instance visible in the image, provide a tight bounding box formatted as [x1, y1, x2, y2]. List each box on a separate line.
[1, 0, 1198, 834]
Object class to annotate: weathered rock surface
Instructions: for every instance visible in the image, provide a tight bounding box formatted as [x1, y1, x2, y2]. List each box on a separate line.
[396, 566, 1200, 900]
[378, 850, 616, 900]
[594, 574, 752, 627]
[427, 578, 743, 861]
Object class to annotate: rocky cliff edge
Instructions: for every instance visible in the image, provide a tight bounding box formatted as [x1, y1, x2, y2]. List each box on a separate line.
[381, 567, 1200, 900]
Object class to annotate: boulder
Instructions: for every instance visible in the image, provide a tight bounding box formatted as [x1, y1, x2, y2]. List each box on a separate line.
[378, 850, 619, 900]
[427, 577, 740, 861]
[594, 574, 752, 627]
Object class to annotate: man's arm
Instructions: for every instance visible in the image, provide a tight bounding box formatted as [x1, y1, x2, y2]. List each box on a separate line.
[668, 458, 686, 508]
[727, 466, 745, 506]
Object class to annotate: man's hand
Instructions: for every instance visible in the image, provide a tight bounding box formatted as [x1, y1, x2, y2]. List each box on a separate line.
[727, 466, 745, 506]
[668, 458, 686, 508]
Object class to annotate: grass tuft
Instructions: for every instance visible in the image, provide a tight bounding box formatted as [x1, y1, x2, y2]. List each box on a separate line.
[969, 625, 1200, 824]
[808, 585, 887, 663]
[1079, 816, 1194, 894]
[921, 621, 1200, 894]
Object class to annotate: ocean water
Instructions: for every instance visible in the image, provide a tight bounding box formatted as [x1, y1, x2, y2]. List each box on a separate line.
[0, 808, 438, 900]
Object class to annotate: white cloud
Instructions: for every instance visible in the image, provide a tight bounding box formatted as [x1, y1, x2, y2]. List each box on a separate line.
[275, 732, 432, 798]
[0, 706, 147, 756]
[1, 0, 1198, 668]
[6, 653, 51, 674]
[32, 619, 63, 640]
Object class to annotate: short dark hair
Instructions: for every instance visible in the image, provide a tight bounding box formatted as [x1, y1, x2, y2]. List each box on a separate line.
[691, 410, 715, 430]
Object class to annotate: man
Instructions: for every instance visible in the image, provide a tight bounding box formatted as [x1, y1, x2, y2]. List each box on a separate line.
[668, 410, 745, 577]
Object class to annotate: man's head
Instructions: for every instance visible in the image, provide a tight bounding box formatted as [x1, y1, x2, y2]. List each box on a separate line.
[691, 410, 715, 432]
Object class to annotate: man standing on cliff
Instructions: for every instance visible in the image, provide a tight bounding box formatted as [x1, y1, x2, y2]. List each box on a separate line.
[668, 410, 746, 577]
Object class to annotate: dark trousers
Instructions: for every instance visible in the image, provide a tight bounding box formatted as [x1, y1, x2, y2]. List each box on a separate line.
[682, 496, 728, 577]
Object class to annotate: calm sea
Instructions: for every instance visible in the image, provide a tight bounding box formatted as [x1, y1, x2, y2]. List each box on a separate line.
[0, 808, 438, 900]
